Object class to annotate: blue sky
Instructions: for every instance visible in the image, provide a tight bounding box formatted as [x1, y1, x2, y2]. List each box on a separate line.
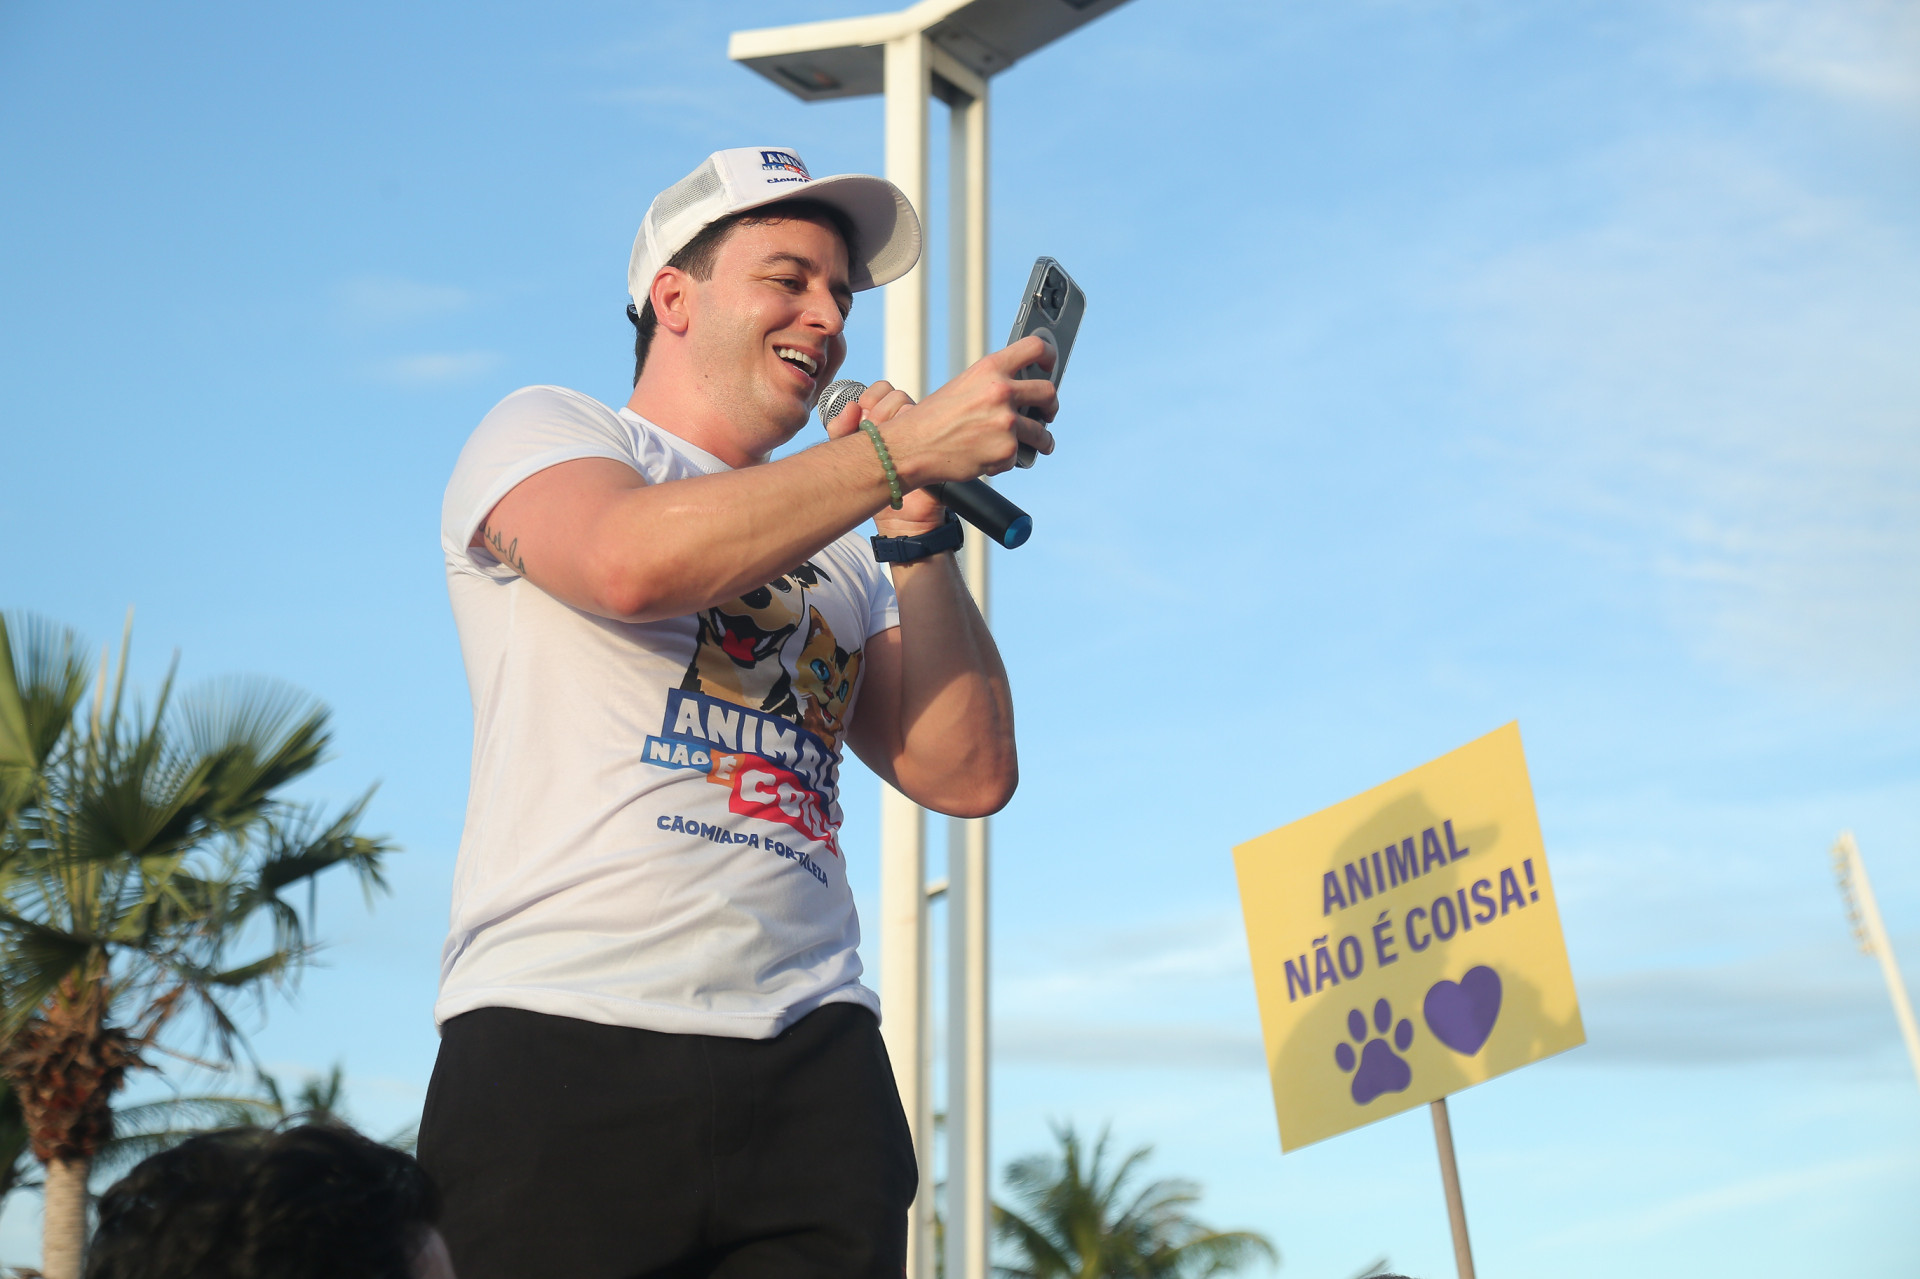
[4, 0, 1918, 1274]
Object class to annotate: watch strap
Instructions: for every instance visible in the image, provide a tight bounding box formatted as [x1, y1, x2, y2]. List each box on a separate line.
[871, 512, 964, 564]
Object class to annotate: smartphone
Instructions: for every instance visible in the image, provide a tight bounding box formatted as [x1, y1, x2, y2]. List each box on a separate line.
[1005, 257, 1085, 468]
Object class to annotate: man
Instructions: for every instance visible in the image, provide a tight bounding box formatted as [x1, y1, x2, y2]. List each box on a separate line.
[419, 146, 1057, 1279]
[86, 1124, 455, 1279]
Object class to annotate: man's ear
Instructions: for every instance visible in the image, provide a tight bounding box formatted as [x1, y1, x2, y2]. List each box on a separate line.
[651, 268, 694, 337]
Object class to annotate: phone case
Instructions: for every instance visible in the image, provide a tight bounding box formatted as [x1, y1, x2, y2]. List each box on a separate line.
[1006, 257, 1085, 468]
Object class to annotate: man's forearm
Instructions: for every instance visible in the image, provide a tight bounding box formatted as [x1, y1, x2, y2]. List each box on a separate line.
[882, 552, 1017, 816]
[485, 338, 1057, 626]
[484, 433, 898, 622]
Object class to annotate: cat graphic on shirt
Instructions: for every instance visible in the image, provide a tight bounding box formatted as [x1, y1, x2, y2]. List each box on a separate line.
[793, 606, 862, 748]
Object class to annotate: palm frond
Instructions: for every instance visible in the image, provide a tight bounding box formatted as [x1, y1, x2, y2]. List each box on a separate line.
[92, 1090, 281, 1176]
[109, 1093, 275, 1131]
[1156, 1230, 1279, 1278]
[0, 922, 96, 1040]
[188, 949, 301, 991]
[993, 1202, 1073, 1278]
[0, 614, 90, 827]
[227, 794, 393, 948]
[1118, 1174, 1201, 1232]
[63, 748, 215, 869]
[995, 1123, 1277, 1279]
[171, 677, 330, 828]
[140, 970, 259, 1063]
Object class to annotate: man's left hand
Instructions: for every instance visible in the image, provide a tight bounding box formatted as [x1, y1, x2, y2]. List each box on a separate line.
[822, 381, 948, 537]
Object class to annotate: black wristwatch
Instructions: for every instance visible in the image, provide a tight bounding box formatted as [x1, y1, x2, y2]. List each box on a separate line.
[871, 511, 964, 564]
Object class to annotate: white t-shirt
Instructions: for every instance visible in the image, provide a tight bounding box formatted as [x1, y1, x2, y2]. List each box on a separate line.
[436, 385, 898, 1039]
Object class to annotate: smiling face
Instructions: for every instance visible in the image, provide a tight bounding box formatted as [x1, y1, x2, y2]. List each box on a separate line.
[680, 216, 852, 461]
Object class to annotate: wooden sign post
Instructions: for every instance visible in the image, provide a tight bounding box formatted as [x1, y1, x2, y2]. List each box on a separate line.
[1429, 1098, 1474, 1279]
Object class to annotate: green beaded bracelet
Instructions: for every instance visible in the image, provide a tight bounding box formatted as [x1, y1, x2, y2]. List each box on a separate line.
[859, 419, 904, 510]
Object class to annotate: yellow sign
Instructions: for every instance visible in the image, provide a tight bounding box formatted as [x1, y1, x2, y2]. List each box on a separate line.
[1234, 723, 1583, 1152]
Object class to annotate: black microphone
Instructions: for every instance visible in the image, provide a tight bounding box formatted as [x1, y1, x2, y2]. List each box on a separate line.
[817, 379, 1033, 550]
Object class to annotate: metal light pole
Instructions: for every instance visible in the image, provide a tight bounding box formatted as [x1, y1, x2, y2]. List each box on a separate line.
[729, 6, 1131, 1277]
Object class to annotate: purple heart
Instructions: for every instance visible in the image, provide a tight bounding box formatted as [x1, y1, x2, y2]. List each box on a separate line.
[1423, 966, 1502, 1056]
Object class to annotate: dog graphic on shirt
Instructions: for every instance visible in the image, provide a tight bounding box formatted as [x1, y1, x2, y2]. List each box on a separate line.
[680, 562, 831, 721]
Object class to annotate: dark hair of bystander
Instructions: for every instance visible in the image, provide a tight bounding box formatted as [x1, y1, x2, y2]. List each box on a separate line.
[85, 1123, 446, 1279]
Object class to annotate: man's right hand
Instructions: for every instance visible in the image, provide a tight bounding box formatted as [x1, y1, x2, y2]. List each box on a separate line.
[880, 335, 1059, 490]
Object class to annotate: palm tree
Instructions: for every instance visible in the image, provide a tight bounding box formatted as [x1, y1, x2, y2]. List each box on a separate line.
[994, 1123, 1278, 1279]
[0, 612, 393, 1279]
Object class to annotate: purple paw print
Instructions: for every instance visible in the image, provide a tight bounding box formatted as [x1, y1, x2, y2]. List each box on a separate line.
[1334, 998, 1414, 1105]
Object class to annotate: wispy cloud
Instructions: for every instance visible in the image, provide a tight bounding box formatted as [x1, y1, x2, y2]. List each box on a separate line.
[334, 276, 475, 326]
[997, 1019, 1265, 1070]
[1572, 939, 1915, 1065]
[1454, 133, 1920, 701]
[368, 351, 501, 386]
[998, 910, 1254, 1013]
[991, 911, 1265, 1068]
[997, 905, 1914, 1071]
[1697, 0, 1920, 108]
[1534, 1150, 1915, 1248]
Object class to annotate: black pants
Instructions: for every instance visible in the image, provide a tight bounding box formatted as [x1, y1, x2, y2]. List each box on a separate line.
[417, 1003, 916, 1279]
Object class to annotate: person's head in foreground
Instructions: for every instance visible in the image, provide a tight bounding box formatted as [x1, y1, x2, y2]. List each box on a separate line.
[85, 1123, 454, 1279]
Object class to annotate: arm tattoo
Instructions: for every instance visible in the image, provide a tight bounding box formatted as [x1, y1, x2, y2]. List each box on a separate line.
[485, 523, 528, 576]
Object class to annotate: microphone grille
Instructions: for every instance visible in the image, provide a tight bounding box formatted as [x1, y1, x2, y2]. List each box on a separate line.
[817, 379, 866, 428]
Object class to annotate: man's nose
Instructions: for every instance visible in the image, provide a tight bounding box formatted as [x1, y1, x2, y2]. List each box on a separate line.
[806, 289, 846, 334]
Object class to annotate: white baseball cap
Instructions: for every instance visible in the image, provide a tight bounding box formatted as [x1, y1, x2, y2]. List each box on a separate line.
[628, 147, 922, 304]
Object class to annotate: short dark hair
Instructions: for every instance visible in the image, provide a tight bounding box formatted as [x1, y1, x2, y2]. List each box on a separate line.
[629, 198, 858, 386]
[86, 1123, 441, 1279]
